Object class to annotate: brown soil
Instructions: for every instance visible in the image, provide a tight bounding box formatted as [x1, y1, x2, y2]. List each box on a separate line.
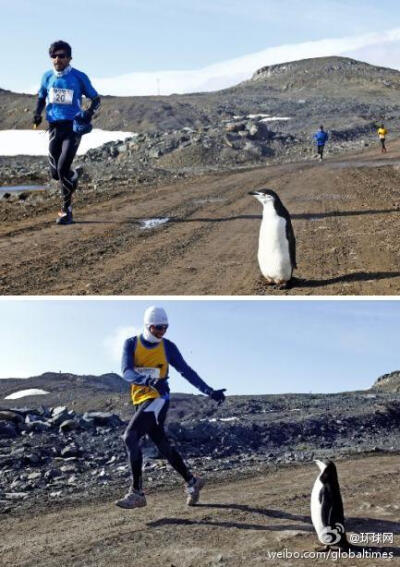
[1, 144, 400, 295]
[0, 454, 399, 566]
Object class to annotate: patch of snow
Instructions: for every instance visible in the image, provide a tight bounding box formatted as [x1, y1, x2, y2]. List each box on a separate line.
[5, 388, 49, 400]
[0, 129, 134, 157]
[140, 218, 170, 230]
[260, 117, 291, 122]
[247, 114, 270, 119]
[208, 417, 238, 423]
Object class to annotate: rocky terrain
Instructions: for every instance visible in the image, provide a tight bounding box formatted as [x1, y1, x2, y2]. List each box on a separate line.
[2, 56, 400, 189]
[373, 370, 400, 393]
[1, 370, 399, 519]
[2, 56, 400, 133]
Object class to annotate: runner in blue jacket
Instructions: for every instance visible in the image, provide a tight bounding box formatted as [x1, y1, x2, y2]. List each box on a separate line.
[313, 125, 329, 160]
[33, 41, 101, 224]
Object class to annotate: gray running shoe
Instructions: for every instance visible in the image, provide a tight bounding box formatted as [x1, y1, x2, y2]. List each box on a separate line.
[185, 476, 205, 506]
[115, 490, 147, 509]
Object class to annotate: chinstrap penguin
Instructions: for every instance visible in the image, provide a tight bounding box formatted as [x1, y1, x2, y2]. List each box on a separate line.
[248, 189, 296, 287]
[311, 459, 349, 550]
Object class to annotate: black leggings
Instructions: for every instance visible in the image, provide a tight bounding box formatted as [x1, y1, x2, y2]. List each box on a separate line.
[48, 121, 81, 212]
[123, 398, 193, 491]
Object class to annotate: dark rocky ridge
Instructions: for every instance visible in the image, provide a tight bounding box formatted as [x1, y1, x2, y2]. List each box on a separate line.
[2, 56, 400, 135]
[1, 370, 399, 513]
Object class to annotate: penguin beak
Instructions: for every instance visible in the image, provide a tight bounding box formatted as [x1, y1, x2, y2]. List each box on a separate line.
[248, 191, 260, 196]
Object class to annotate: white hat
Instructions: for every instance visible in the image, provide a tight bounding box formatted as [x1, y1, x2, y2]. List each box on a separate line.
[144, 306, 168, 327]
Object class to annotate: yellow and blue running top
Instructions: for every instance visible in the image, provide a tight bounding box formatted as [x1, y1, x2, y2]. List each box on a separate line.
[121, 335, 213, 405]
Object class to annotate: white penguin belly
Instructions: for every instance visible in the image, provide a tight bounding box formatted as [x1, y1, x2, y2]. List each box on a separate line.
[311, 477, 326, 543]
[258, 215, 292, 281]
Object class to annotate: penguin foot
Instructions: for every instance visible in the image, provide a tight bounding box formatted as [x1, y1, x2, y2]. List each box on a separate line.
[314, 542, 351, 553]
[275, 280, 290, 290]
[314, 545, 330, 552]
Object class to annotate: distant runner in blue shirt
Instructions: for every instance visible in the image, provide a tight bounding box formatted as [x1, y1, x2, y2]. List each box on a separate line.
[33, 41, 101, 225]
[313, 125, 329, 160]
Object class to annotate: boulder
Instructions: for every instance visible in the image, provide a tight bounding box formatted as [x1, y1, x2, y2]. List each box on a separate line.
[60, 444, 80, 459]
[59, 419, 80, 433]
[0, 421, 18, 438]
[0, 411, 24, 424]
[82, 412, 123, 427]
[49, 407, 71, 426]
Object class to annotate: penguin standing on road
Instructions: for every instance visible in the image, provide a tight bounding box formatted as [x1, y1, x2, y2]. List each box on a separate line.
[248, 189, 296, 287]
[311, 460, 349, 550]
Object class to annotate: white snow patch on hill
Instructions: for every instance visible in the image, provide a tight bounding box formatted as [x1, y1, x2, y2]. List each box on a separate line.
[5, 388, 49, 400]
[0, 129, 134, 156]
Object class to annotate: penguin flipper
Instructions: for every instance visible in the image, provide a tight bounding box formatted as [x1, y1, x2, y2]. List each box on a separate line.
[285, 218, 297, 269]
[320, 484, 335, 528]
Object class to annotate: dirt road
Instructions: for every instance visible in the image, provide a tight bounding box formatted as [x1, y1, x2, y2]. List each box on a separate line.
[1, 454, 398, 566]
[1, 145, 400, 295]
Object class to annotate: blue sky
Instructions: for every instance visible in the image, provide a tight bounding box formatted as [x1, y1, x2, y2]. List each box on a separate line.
[2, 1, 400, 93]
[0, 299, 398, 395]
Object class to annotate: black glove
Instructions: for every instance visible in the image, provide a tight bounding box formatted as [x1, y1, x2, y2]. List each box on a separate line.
[209, 388, 226, 405]
[33, 114, 42, 127]
[74, 110, 92, 123]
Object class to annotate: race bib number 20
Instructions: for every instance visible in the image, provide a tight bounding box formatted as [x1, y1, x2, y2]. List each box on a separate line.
[49, 87, 74, 105]
[134, 367, 160, 380]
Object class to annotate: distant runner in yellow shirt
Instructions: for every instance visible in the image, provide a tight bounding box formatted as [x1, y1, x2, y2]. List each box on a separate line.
[377, 124, 388, 153]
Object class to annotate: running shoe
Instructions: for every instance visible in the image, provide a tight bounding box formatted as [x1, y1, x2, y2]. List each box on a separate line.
[115, 489, 147, 509]
[185, 476, 205, 506]
[56, 210, 73, 225]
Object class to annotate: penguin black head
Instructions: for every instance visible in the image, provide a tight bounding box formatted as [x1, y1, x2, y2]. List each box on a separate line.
[248, 188, 280, 204]
[314, 459, 339, 483]
[248, 188, 290, 220]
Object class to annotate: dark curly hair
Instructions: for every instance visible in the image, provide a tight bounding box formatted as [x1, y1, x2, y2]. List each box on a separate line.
[49, 40, 72, 58]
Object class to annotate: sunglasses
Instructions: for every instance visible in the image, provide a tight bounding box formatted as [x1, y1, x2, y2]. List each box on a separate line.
[51, 53, 68, 59]
[153, 325, 168, 331]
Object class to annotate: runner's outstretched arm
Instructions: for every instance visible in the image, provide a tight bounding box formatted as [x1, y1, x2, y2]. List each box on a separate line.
[166, 341, 225, 403]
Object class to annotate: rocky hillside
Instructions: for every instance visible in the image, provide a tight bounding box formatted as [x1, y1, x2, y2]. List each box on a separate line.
[4, 57, 400, 185]
[251, 56, 400, 94]
[372, 370, 400, 393]
[1, 369, 400, 513]
[2, 56, 400, 135]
